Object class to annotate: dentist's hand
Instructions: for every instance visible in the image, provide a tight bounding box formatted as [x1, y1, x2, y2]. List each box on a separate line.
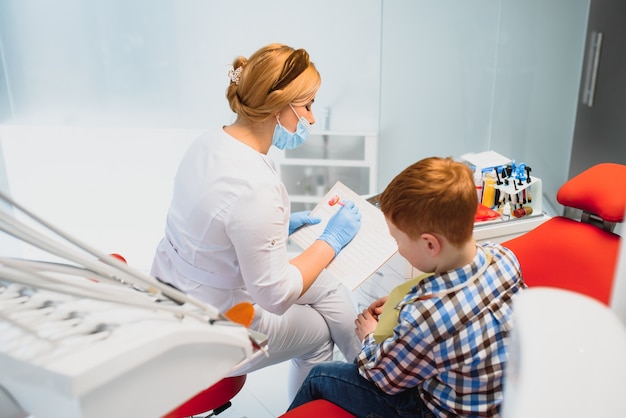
[289, 211, 321, 235]
[317, 200, 362, 256]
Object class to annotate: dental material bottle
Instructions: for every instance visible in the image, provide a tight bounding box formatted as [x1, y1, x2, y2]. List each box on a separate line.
[482, 174, 497, 208]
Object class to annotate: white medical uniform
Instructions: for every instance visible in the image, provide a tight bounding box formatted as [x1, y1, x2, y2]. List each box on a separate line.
[151, 128, 360, 398]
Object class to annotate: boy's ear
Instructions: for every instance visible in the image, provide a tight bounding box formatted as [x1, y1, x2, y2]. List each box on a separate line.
[421, 233, 442, 256]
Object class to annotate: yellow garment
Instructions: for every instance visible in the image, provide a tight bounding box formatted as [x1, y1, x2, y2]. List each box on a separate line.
[373, 272, 432, 343]
[372, 250, 492, 344]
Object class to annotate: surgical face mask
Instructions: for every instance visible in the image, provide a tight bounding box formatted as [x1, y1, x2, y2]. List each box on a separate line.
[272, 104, 312, 150]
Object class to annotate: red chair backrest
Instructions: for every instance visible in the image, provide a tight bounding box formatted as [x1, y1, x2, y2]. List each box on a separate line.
[503, 217, 620, 305]
[502, 163, 626, 305]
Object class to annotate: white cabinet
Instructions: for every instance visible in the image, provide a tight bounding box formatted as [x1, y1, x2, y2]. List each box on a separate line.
[269, 131, 378, 211]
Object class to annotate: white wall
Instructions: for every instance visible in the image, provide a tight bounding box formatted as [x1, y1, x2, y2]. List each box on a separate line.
[0, 126, 201, 272]
[0, 0, 381, 132]
[379, 1, 500, 184]
[491, 1, 590, 211]
[0, 0, 382, 271]
[379, 0, 590, 211]
[0, 0, 596, 272]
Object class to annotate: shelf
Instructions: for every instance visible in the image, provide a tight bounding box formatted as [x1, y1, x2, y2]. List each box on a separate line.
[270, 131, 379, 211]
[473, 213, 550, 243]
[281, 159, 371, 167]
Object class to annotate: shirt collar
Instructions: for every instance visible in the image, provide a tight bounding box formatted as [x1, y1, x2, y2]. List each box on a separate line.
[416, 244, 488, 296]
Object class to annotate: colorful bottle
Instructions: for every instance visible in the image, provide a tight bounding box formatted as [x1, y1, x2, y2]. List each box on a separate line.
[513, 206, 534, 218]
[474, 172, 484, 203]
[482, 175, 496, 208]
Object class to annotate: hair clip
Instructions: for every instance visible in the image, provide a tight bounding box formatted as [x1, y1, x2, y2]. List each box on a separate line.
[228, 66, 242, 85]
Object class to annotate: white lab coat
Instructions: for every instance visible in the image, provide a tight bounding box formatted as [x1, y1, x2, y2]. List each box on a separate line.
[151, 128, 360, 398]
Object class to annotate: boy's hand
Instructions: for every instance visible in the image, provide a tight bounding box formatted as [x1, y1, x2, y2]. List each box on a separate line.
[355, 309, 379, 341]
[367, 296, 388, 320]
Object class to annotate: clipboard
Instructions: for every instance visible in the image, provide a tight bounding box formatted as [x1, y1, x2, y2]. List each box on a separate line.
[289, 181, 398, 290]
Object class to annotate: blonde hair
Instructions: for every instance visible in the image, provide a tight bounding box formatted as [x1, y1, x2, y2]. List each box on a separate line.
[378, 157, 477, 246]
[226, 43, 321, 123]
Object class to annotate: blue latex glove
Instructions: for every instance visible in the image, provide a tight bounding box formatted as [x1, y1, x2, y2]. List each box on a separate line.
[289, 210, 321, 235]
[318, 200, 362, 255]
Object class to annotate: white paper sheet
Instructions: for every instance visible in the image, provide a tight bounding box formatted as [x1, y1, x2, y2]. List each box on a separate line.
[289, 181, 398, 290]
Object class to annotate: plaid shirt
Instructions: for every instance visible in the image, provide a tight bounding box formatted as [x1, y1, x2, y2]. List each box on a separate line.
[358, 243, 525, 417]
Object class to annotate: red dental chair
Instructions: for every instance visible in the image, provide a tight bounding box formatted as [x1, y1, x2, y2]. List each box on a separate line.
[280, 399, 356, 417]
[502, 162, 626, 305]
[162, 375, 247, 418]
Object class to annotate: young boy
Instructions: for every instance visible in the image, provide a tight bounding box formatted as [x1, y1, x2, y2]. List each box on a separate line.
[287, 157, 526, 417]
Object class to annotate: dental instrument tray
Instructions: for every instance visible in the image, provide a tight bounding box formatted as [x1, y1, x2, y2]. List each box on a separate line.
[0, 191, 266, 418]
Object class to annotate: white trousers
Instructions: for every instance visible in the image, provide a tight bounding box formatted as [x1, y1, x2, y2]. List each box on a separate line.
[231, 270, 361, 400]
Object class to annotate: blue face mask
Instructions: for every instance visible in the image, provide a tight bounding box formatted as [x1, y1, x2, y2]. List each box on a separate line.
[272, 105, 312, 150]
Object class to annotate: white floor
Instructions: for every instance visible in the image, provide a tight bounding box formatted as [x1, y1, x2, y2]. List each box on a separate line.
[216, 362, 292, 418]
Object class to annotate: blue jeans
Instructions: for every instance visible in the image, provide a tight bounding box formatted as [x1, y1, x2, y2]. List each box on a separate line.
[288, 361, 435, 418]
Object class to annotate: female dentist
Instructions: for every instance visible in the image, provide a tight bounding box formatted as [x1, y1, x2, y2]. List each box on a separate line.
[151, 43, 362, 399]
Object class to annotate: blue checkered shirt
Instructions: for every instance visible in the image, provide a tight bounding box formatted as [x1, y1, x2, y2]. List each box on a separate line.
[358, 243, 526, 417]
